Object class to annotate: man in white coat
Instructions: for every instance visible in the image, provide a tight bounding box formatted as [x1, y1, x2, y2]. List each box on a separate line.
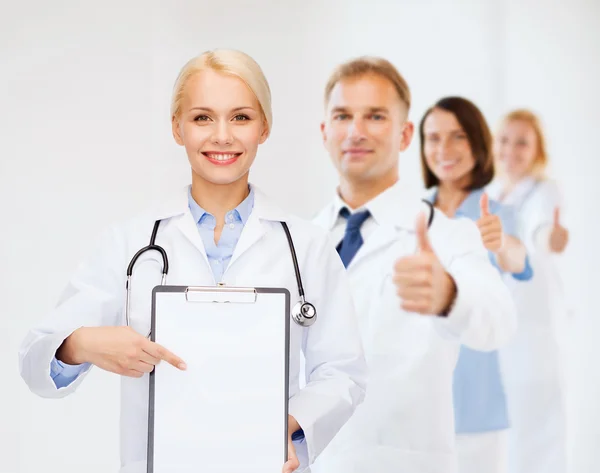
[310, 57, 518, 473]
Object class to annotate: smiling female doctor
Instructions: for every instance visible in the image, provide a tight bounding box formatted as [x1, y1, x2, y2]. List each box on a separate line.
[419, 97, 533, 473]
[18, 49, 367, 473]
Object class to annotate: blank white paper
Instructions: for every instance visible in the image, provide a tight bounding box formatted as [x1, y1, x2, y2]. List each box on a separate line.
[150, 289, 288, 473]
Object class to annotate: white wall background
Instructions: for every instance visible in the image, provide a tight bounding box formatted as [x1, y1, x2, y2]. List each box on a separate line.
[1, 0, 598, 472]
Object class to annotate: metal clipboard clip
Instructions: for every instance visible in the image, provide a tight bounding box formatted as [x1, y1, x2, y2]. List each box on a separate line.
[184, 286, 258, 303]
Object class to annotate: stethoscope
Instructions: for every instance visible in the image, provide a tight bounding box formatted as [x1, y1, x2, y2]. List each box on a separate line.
[125, 220, 317, 332]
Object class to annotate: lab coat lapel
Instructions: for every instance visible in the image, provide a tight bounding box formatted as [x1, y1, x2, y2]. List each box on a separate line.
[227, 185, 289, 270]
[174, 212, 211, 269]
[347, 224, 397, 269]
[487, 177, 537, 207]
[348, 182, 424, 269]
[149, 184, 288, 278]
[152, 185, 211, 269]
[227, 212, 268, 269]
[506, 177, 539, 208]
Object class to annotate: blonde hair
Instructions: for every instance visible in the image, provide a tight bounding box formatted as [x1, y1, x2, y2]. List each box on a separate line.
[170, 49, 272, 134]
[324, 56, 411, 110]
[498, 109, 549, 178]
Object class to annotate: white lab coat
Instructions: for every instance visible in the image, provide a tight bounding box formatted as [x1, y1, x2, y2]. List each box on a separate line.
[310, 181, 517, 473]
[487, 177, 568, 473]
[18, 185, 367, 473]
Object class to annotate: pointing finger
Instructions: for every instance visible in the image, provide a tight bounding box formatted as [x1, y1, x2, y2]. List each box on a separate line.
[152, 343, 187, 370]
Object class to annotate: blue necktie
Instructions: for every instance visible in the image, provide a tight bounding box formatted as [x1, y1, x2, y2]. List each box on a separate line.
[290, 209, 370, 443]
[337, 208, 371, 268]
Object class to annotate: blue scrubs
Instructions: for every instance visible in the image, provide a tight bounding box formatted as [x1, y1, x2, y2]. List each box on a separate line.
[425, 188, 533, 434]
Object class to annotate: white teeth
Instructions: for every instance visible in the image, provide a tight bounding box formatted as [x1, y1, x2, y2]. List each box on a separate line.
[440, 160, 458, 166]
[206, 153, 237, 161]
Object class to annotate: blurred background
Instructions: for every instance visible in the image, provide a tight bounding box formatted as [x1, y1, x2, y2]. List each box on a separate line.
[1, 0, 598, 471]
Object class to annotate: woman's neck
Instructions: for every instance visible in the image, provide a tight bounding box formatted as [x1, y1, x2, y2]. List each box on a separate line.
[435, 182, 470, 218]
[498, 173, 532, 200]
[190, 172, 250, 226]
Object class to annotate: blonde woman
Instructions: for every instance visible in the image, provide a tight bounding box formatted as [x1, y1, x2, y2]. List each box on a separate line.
[18, 49, 367, 473]
[488, 109, 569, 473]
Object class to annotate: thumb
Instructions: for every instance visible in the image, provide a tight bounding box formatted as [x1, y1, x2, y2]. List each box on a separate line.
[553, 206, 561, 227]
[479, 192, 490, 217]
[415, 212, 432, 253]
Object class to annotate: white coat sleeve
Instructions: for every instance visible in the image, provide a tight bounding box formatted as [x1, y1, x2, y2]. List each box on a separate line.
[18, 224, 127, 398]
[433, 216, 518, 351]
[287, 231, 367, 465]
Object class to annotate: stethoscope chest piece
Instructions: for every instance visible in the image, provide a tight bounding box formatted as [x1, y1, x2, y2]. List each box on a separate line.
[291, 300, 317, 327]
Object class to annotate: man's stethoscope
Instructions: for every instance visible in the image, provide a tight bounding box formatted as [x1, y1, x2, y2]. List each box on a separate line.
[125, 220, 317, 331]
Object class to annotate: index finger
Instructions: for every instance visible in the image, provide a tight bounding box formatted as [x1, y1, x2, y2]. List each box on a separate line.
[146, 341, 187, 370]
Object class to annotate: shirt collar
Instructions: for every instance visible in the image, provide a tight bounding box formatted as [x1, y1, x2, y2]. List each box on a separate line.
[425, 186, 488, 217]
[187, 186, 255, 225]
[455, 188, 485, 217]
[331, 191, 374, 223]
[326, 180, 425, 231]
[152, 183, 290, 223]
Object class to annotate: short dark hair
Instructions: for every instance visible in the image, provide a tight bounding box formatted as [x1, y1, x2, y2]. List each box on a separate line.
[419, 96, 494, 190]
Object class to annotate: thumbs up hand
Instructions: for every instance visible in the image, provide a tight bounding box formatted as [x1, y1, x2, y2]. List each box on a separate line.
[549, 206, 569, 253]
[392, 212, 457, 316]
[477, 193, 504, 253]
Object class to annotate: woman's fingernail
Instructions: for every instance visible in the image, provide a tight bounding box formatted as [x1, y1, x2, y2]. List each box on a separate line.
[179, 362, 187, 370]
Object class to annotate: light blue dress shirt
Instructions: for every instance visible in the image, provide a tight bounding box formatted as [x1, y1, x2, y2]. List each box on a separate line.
[187, 187, 254, 282]
[50, 186, 254, 389]
[426, 188, 533, 434]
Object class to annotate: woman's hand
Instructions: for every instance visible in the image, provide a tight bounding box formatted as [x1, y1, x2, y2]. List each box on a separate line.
[283, 436, 300, 473]
[283, 415, 301, 473]
[477, 193, 527, 273]
[477, 193, 504, 253]
[549, 207, 569, 253]
[56, 326, 186, 377]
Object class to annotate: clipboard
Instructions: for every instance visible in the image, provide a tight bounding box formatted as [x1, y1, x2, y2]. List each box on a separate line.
[147, 285, 291, 473]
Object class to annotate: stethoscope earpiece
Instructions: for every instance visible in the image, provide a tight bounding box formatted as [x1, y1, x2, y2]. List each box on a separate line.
[291, 300, 317, 327]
